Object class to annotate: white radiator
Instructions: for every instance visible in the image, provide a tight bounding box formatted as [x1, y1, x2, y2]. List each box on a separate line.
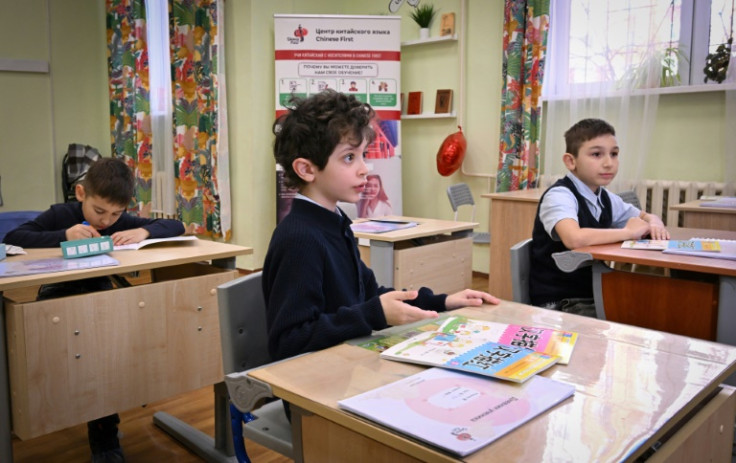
[539, 175, 735, 227]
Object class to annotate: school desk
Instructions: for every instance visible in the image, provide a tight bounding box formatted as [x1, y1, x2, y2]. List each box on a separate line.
[232, 301, 736, 462]
[564, 228, 736, 344]
[481, 189, 543, 300]
[0, 239, 252, 461]
[352, 216, 475, 294]
[669, 199, 736, 231]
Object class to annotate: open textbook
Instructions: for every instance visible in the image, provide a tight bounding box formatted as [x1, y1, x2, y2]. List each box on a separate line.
[380, 331, 559, 383]
[360, 315, 578, 365]
[113, 235, 198, 251]
[338, 367, 575, 457]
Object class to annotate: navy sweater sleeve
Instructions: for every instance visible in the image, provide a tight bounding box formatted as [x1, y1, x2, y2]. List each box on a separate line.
[4, 202, 184, 248]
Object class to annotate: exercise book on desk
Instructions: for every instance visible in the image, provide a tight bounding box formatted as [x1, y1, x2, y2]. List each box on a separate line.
[0, 254, 119, 278]
[662, 239, 736, 260]
[358, 315, 578, 364]
[338, 367, 575, 457]
[113, 235, 198, 251]
[380, 329, 560, 383]
[350, 220, 418, 234]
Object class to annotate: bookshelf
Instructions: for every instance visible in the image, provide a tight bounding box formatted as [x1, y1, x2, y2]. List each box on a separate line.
[400, 1, 465, 121]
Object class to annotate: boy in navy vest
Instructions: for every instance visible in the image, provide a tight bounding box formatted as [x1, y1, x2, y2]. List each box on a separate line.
[529, 118, 669, 317]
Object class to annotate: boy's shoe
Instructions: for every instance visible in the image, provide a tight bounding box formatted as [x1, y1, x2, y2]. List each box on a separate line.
[91, 448, 125, 463]
[88, 413, 123, 462]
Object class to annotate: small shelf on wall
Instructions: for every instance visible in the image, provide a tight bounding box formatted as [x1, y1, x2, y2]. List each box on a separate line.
[402, 111, 457, 120]
[401, 34, 457, 48]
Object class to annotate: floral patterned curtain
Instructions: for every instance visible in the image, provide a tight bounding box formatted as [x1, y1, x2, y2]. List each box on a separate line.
[107, 0, 153, 214]
[495, 0, 550, 192]
[169, 0, 228, 238]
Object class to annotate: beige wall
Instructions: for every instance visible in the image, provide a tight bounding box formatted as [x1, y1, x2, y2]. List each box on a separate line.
[0, 0, 730, 274]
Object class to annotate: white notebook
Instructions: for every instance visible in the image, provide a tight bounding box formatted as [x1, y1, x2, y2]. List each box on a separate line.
[338, 367, 574, 457]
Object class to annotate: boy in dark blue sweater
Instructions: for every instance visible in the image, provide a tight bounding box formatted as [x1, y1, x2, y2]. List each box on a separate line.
[4, 157, 184, 463]
[263, 90, 499, 364]
[529, 118, 668, 316]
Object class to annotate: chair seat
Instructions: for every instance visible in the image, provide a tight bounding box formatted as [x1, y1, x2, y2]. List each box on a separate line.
[243, 400, 294, 458]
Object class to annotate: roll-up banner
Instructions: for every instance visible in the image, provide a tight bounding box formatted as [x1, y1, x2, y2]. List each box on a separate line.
[274, 14, 402, 222]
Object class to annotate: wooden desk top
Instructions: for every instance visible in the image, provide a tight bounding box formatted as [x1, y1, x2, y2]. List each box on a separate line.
[573, 228, 736, 277]
[352, 216, 477, 242]
[250, 301, 736, 462]
[481, 189, 543, 202]
[0, 239, 252, 291]
[670, 200, 736, 214]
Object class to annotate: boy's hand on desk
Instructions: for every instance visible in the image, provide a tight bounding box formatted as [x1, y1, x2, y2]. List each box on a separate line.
[642, 214, 669, 240]
[66, 224, 101, 240]
[624, 217, 651, 240]
[380, 290, 439, 326]
[111, 228, 150, 246]
[445, 289, 500, 309]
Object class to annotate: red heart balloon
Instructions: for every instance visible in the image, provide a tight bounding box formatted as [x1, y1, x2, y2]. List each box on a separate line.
[436, 126, 467, 176]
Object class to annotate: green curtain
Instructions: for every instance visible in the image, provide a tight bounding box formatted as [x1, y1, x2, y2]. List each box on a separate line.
[496, 0, 550, 192]
[107, 0, 154, 214]
[169, 0, 226, 238]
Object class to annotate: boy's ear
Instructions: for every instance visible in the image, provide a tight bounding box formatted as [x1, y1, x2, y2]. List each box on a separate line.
[292, 157, 317, 183]
[74, 184, 87, 202]
[562, 152, 576, 171]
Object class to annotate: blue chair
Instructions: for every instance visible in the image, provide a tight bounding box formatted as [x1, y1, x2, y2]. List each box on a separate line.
[0, 211, 41, 242]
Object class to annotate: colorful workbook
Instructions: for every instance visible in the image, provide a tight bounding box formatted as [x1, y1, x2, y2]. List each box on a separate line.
[621, 239, 669, 250]
[663, 238, 736, 261]
[350, 220, 417, 234]
[361, 316, 578, 365]
[338, 367, 575, 456]
[380, 329, 560, 383]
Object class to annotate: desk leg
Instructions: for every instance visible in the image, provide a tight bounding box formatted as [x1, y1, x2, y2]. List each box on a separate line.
[153, 382, 234, 462]
[0, 296, 13, 462]
[370, 240, 395, 288]
[717, 277, 736, 386]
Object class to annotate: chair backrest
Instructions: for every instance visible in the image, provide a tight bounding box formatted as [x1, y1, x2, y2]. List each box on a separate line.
[447, 183, 476, 221]
[510, 238, 533, 304]
[0, 210, 41, 243]
[218, 271, 272, 374]
[617, 190, 642, 210]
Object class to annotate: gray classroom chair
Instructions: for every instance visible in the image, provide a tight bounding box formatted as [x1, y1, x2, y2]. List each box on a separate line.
[617, 190, 642, 209]
[219, 272, 294, 462]
[510, 238, 533, 304]
[153, 271, 294, 463]
[446, 183, 491, 244]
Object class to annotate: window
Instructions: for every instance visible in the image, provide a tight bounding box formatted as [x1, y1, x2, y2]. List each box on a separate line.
[544, 0, 735, 98]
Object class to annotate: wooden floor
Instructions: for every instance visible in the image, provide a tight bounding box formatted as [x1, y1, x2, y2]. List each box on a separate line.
[12, 273, 490, 462]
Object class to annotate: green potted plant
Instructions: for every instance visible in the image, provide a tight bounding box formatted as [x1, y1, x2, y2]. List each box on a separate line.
[410, 3, 437, 40]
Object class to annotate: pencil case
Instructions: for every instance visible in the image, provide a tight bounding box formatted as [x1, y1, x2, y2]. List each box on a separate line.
[61, 236, 114, 259]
